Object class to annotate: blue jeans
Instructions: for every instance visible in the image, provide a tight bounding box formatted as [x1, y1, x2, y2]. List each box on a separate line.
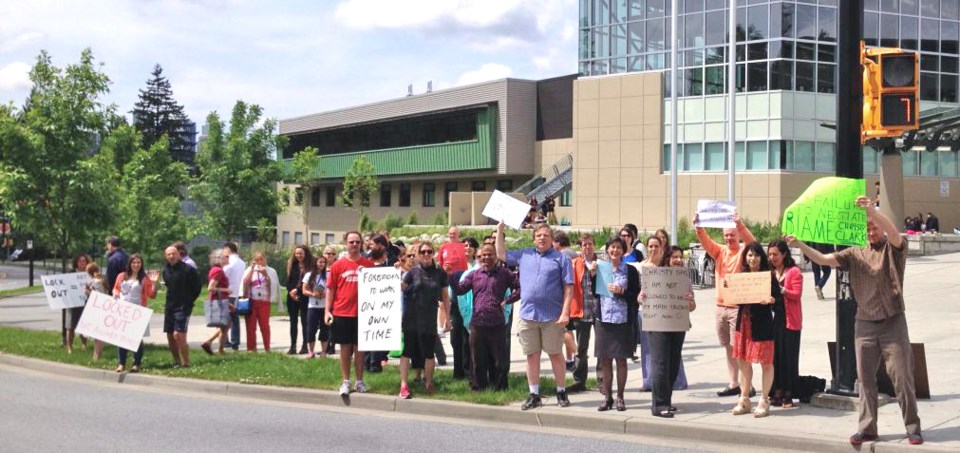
[812, 262, 832, 288]
[118, 342, 144, 366]
[228, 297, 241, 348]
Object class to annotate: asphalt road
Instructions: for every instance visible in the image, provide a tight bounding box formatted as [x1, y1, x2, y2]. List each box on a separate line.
[0, 366, 705, 453]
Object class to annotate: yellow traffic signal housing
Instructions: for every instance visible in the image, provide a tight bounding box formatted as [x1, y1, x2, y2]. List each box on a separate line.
[861, 42, 920, 143]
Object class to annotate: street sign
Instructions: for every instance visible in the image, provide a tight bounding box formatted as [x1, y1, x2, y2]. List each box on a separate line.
[27, 240, 33, 250]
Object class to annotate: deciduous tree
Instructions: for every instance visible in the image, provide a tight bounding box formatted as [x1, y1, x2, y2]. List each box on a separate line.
[339, 156, 378, 230]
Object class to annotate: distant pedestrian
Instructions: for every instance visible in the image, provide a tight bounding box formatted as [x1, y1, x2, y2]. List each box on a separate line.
[242, 252, 279, 352]
[162, 245, 201, 367]
[201, 249, 232, 355]
[112, 254, 158, 373]
[285, 245, 312, 355]
[325, 231, 375, 396]
[173, 241, 196, 269]
[807, 242, 834, 300]
[301, 254, 328, 358]
[104, 236, 128, 294]
[222, 242, 245, 350]
[788, 196, 923, 446]
[66, 253, 92, 354]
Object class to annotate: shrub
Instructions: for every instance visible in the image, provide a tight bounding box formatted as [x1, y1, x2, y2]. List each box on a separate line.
[378, 213, 405, 231]
[407, 212, 418, 225]
[430, 211, 448, 226]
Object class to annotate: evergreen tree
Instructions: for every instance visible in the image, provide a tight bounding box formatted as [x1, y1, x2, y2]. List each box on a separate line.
[131, 64, 195, 169]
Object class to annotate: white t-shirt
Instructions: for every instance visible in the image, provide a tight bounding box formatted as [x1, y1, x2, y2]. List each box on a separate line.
[301, 271, 326, 309]
[223, 254, 246, 298]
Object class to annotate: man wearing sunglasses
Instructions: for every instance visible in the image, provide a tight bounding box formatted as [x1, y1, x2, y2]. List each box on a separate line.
[325, 231, 375, 397]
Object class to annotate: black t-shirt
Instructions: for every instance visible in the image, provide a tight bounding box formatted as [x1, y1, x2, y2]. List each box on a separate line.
[401, 264, 447, 334]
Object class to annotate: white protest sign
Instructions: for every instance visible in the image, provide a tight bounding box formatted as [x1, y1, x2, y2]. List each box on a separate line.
[720, 272, 771, 305]
[481, 190, 530, 229]
[41, 272, 92, 310]
[695, 199, 737, 228]
[640, 267, 692, 332]
[75, 291, 153, 351]
[357, 267, 402, 351]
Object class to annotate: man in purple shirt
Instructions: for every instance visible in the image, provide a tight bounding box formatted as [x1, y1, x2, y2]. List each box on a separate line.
[495, 222, 573, 410]
[452, 244, 520, 391]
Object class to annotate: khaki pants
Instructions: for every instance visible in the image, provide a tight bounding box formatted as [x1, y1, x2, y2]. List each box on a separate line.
[855, 313, 921, 435]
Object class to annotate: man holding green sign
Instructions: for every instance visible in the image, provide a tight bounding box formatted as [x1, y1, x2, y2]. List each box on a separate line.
[781, 177, 867, 247]
[787, 196, 922, 446]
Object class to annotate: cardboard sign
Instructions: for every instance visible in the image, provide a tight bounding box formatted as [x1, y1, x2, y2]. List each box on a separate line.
[357, 267, 402, 351]
[640, 267, 692, 332]
[720, 272, 771, 305]
[481, 190, 530, 229]
[41, 272, 92, 310]
[695, 200, 737, 229]
[781, 177, 867, 246]
[75, 292, 153, 351]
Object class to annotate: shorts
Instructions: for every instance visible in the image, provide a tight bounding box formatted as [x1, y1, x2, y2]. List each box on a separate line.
[715, 305, 739, 346]
[402, 330, 438, 365]
[163, 305, 193, 333]
[65, 306, 84, 330]
[518, 318, 565, 356]
[565, 319, 577, 332]
[331, 316, 358, 345]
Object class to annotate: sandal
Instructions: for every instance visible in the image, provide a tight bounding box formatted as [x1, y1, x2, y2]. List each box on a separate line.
[130, 365, 140, 373]
[782, 397, 796, 408]
[615, 398, 626, 412]
[115, 365, 124, 373]
[754, 396, 770, 418]
[731, 396, 752, 415]
[653, 409, 674, 418]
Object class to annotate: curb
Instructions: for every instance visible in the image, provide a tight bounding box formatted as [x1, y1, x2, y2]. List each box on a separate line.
[0, 353, 950, 452]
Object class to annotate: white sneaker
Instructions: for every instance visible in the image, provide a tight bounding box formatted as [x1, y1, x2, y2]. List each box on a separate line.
[354, 380, 368, 393]
[339, 381, 351, 396]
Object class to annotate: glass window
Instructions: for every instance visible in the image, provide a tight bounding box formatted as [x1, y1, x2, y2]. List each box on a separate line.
[944, 0, 960, 20]
[796, 4, 818, 40]
[880, 14, 899, 47]
[705, 65, 725, 94]
[921, 0, 939, 18]
[735, 142, 746, 171]
[780, 2, 795, 38]
[705, 142, 726, 170]
[903, 150, 918, 175]
[628, 21, 645, 54]
[662, 144, 671, 172]
[920, 151, 939, 176]
[705, 11, 726, 45]
[560, 189, 573, 207]
[796, 62, 816, 92]
[380, 184, 391, 207]
[294, 188, 303, 206]
[748, 62, 767, 91]
[863, 12, 879, 46]
[779, 140, 793, 170]
[646, 18, 665, 52]
[901, 16, 919, 50]
[281, 231, 290, 248]
[444, 182, 457, 207]
[580, 0, 591, 27]
[613, 0, 629, 22]
[684, 12, 704, 48]
[610, 58, 628, 74]
[628, 0, 644, 20]
[747, 141, 767, 170]
[423, 183, 436, 207]
[399, 183, 411, 207]
[865, 0, 879, 10]
[779, 39, 794, 58]
[943, 56, 959, 73]
[863, 147, 879, 174]
[647, 0, 666, 18]
[612, 24, 628, 57]
[325, 186, 336, 207]
[294, 232, 303, 245]
[684, 49, 704, 66]
[796, 42, 816, 61]
[748, 5, 768, 40]
[921, 19, 939, 52]
[471, 180, 486, 192]
[941, 74, 958, 102]
[818, 63, 836, 93]
[921, 72, 939, 101]
[684, 143, 704, 171]
[943, 21, 960, 54]
[311, 188, 320, 207]
[705, 46, 725, 64]
[769, 140, 783, 169]
[818, 44, 836, 62]
[880, 0, 899, 12]
[748, 42, 767, 60]
[684, 0, 703, 13]
[597, 0, 610, 25]
[771, 60, 793, 90]
[628, 55, 644, 71]
[736, 6, 747, 42]
[819, 6, 837, 42]
[922, 53, 939, 72]
[706, 0, 724, 10]
[940, 151, 959, 177]
[902, 0, 920, 15]
[815, 142, 836, 173]
[591, 60, 608, 75]
[685, 68, 703, 96]
[580, 29, 592, 60]
[594, 26, 610, 58]
[794, 141, 815, 171]
[496, 179, 514, 192]
[310, 233, 320, 246]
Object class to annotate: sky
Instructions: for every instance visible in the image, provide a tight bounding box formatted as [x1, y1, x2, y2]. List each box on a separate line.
[0, 0, 578, 127]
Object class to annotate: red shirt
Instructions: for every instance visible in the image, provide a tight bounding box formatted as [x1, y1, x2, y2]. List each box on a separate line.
[208, 266, 229, 300]
[328, 256, 375, 317]
[438, 242, 468, 273]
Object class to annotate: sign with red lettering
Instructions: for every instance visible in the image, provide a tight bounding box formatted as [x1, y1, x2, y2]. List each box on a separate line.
[76, 292, 153, 351]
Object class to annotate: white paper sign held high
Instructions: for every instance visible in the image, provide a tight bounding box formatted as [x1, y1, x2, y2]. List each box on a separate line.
[481, 190, 531, 229]
[695, 199, 737, 228]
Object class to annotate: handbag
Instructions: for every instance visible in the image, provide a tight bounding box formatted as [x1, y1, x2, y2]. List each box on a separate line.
[236, 298, 251, 316]
[205, 299, 231, 327]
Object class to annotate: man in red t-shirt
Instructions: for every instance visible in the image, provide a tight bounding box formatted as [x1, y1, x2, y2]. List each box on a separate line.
[325, 231, 375, 397]
[438, 226, 468, 274]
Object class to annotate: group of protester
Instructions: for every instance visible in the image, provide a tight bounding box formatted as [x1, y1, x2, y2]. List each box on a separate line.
[62, 191, 923, 445]
[903, 211, 939, 234]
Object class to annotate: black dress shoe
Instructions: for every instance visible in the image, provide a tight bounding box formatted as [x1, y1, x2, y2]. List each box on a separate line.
[567, 383, 588, 393]
[299, 345, 308, 355]
[652, 409, 674, 418]
[286, 347, 296, 355]
[717, 385, 741, 397]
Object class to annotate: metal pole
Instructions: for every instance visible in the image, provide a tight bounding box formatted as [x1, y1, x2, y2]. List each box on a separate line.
[727, 0, 737, 203]
[670, 0, 678, 241]
[830, 0, 864, 397]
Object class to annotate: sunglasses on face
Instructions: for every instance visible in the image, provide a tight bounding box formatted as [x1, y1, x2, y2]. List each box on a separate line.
[405, 254, 415, 258]
[347, 240, 361, 244]
[419, 250, 435, 255]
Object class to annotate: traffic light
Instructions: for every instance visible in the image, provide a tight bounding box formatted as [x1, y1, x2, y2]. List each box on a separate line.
[861, 41, 920, 143]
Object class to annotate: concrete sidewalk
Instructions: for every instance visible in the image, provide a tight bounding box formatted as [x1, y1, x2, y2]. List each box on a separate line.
[2, 252, 959, 451]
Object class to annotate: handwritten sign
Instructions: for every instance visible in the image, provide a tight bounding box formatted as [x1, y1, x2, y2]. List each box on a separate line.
[782, 177, 867, 246]
[640, 267, 692, 332]
[720, 272, 771, 305]
[481, 190, 530, 229]
[358, 267, 402, 351]
[41, 272, 92, 310]
[75, 292, 153, 351]
[695, 200, 737, 229]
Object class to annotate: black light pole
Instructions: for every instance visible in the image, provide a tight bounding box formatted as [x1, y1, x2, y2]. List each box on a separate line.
[830, 0, 863, 397]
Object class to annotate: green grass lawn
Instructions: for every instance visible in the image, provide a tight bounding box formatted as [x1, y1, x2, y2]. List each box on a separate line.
[0, 286, 43, 299]
[148, 287, 285, 317]
[0, 326, 580, 405]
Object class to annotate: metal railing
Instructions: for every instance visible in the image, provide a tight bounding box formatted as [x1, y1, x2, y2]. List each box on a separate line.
[514, 154, 574, 197]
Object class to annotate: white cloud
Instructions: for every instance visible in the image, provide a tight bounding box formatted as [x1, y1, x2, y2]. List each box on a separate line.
[0, 62, 31, 92]
[0, 32, 44, 54]
[457, 63, 512, 86]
